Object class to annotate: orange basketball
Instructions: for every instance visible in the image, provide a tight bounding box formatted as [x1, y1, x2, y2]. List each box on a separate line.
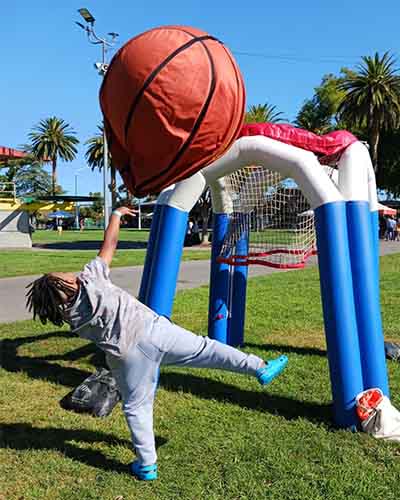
[100, 25, 246, 196]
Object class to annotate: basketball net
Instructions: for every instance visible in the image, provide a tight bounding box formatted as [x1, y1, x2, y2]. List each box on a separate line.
[217, 166, 321, 269]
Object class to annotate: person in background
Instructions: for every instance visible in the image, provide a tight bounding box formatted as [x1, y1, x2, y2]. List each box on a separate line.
[396, 218, 400, 242]
[57, 218, 63, 236]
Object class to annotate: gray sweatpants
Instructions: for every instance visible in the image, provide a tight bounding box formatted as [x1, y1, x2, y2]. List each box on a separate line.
[107, 316, 264, 465]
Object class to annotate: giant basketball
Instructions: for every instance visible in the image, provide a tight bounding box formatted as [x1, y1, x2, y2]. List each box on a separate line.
[100, 25, 246, 196]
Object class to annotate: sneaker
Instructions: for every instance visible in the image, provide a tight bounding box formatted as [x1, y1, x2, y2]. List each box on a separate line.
[130, 460, 158, 481]
[256, 355, 288, 386]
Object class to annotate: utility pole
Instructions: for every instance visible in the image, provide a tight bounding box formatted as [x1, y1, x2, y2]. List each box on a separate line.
[76, 8, 119, 229]
[74, 174, 79, 229]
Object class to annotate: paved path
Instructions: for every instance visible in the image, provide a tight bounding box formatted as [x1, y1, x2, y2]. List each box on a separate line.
[1, 241, 399, 324]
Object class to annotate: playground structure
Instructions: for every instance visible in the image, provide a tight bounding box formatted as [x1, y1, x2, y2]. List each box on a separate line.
[0, 188, 32, 248]
[0, 147, 31, 248]
[101, 25, 389, 429]
[0, 146, 104, 246]
[0, 183, 77, 248]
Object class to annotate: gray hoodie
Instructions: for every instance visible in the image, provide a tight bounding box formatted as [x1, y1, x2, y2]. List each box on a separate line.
[65, 257, 158, 360]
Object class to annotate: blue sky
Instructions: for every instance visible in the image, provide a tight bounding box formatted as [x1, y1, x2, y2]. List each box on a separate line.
[1, 1, 399, 196]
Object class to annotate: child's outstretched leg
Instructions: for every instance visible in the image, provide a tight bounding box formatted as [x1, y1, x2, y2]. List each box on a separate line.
[152, 318, 288, 384]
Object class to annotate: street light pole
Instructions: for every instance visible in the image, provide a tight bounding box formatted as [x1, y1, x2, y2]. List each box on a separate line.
[74, 166, 85, 230]
[102, 124, 109, 227]
[75, 174, 79, 229]
[75, 8, 119, 230]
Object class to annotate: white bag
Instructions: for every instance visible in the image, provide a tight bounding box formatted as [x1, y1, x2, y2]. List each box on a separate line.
[358, 390, 400, 442]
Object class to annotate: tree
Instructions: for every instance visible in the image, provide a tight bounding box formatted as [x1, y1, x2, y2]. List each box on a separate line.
[13, 162, 53, 198]
[295, 98, 333, 134]
[80, 192, 103, 221]
[194, 188, 212, 244]
[0, 155, 58, 198]
[28, 117, 79, 195]
[377, 127, 400, 195]
[295, 74, 346, 133]
[337, 52, 400, 173]
[245, 103, 286, 124]
[85, 126, 117, 209]
[91, 192, 104, 217]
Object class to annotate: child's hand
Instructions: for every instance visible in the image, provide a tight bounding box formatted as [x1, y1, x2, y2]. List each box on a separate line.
[117, 206, 138, 217]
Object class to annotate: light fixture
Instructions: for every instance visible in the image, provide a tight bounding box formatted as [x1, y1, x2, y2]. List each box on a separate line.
[78, 8, 95, 24]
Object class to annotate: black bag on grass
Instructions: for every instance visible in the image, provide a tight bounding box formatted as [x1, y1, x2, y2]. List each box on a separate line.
[385, 342, 400, 361]
[60, 368, 121, 417]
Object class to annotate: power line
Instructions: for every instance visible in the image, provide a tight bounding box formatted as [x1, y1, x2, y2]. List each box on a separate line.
[232, 50, 367, 65]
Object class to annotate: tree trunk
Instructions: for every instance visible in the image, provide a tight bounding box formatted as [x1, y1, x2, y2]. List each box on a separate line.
[110, 165, 117, 209]
[201, 215, 209, 243]
[369, 126, 380, 174]
[51, 158, 57, 195]
[200, 204, 210, 244]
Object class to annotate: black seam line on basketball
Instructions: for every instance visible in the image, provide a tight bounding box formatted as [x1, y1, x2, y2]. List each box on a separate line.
[118, 31, 210, 175]
[101, 30, 197, 119]
[123, 35, 219, 143]
[134, 38, 219, 193]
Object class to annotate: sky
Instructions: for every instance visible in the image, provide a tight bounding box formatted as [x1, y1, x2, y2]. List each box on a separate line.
[1, 1, 399, 196]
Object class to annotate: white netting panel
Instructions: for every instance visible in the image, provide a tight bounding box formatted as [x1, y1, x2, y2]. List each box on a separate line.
[218, 166, 320, 268]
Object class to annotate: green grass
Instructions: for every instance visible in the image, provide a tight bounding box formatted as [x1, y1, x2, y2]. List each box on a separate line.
[0, 229, 210, 278]
[0, 249, 210, 279]
[32, 229, 150, 245]
[1, 255, 400, 499]
[249, 229, 306, 245]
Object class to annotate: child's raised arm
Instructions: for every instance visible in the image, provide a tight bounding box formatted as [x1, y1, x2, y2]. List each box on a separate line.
[98, 207, 137, 266]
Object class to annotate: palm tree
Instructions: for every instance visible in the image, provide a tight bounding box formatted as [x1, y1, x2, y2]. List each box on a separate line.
[295, 98, 333, 134]
[85, 126, 117, 209]
[245, 103, 286, 124]
[28, 117, 79, 195]
[337, 52, 400, 173]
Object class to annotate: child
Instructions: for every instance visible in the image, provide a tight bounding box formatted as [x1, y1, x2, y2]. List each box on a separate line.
[26, 207, 288, 481]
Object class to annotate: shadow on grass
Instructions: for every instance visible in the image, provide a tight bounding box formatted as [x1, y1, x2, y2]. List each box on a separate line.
[1, 331, 103, 389]
[33, 240, 147, 250]
[2, 330, 333, 427]
[0, 423, 166, 474]
[160, 371, 333, 427]
[245, 342, 327, 358]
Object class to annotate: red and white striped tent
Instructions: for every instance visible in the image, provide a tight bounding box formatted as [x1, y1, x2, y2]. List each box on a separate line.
[377, 203, 397, 216]
[0, 146, 26, 161]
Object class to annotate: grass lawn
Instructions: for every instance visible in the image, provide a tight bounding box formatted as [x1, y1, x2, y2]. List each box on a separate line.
[249, 228, 312, 245]
[0, 249, 210, 279]
[32, 229, 150, 245]
[1, 255, 400, 499]
[0, 229, 210, 278]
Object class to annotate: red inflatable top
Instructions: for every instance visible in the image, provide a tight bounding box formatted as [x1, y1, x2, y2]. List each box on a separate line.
[239, 123, 358, 164]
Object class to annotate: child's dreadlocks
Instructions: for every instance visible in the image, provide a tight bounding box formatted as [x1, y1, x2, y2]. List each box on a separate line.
[26, 275, 78, 326]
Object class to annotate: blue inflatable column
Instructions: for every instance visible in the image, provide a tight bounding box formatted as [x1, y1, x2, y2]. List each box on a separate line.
[346, 201, 389, 396]
[208, 213, 230, 344]
[370, 209, 380, 273]
[144, 205, 188, 318]
[314, 201, 364, 428]
[139, 204, 162, 303]
[228, 232, 249, 347]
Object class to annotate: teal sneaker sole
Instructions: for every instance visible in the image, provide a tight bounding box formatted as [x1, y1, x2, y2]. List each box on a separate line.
[256, 355, 288, 385]
[130, 461, 158, 481]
